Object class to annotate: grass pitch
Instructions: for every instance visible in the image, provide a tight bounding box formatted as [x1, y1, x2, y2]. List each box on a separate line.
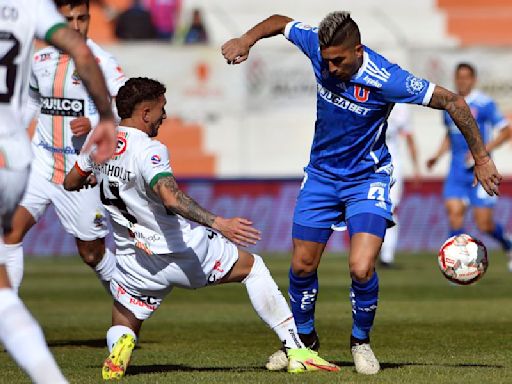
[1, 251, 511, 384]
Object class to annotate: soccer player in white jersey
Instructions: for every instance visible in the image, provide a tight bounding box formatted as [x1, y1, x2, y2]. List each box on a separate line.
[380, 104, 420, 267]
[3, 0, 126, 294]
[0, 0, 116, 382]
[64, 78, 340, 379]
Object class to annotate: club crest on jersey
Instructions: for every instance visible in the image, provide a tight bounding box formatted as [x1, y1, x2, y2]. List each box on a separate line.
[114, 136, 127, 157]
[354, 85, 370, 102]
[406, 75, 426, 95]
[72, 69, 81, 85]
[151, 154, 161, 165]
[35, 53, 52, 62]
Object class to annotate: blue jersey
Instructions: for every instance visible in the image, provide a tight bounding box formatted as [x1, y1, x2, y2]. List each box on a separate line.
[285, 21, 435, 180]
[443, 90, 507, 181]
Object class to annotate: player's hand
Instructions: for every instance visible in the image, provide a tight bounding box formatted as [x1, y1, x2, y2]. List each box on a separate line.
[221, 37, 251, 65]
[473, 156, 502, 196]
[70, 117, 92, 137]
[81, 117, 117, 163]
[213, 217, 261, 247]
[426, 156, 438, 170]
[85, 173, 97, 187]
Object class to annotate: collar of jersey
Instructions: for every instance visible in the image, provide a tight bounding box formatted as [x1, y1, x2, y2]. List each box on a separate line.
[351, 47, 369, 81]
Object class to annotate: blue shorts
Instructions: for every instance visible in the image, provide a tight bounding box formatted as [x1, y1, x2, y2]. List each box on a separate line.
[443, 176, 496, 208]
[292, 167, 395, 243]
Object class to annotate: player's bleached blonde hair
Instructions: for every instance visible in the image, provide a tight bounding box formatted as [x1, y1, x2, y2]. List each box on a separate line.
[318, 11, 361, 49]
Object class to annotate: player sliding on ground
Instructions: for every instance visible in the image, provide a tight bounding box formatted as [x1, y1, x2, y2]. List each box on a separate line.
[222, 11, 502, 375]
[64, 77, 339, 379]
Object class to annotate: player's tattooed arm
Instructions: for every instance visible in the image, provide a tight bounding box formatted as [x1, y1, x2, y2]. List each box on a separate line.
[428, 86, 487, 160]
[428, 85, 502, 196]
[154, 175, 261, 246]
[222, 15, 293, 64]
[154, 175, 216, 227]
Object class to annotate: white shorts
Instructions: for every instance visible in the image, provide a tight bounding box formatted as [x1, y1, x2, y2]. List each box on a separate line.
[111, 226, 239, 320]
[20, 168, 108, 241]
[0, 167, 29, 238]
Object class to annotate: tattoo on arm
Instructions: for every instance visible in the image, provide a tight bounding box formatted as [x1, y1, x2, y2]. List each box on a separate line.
[156, 176, 216, 227]
[429, 86, 487, 159]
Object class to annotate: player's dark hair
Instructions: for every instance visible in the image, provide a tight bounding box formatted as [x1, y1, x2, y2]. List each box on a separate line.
[116, 78, 167, 119]
[455, 62, 477, 77]
[54, 0, 89, 9]
[318, 11, 361, 49]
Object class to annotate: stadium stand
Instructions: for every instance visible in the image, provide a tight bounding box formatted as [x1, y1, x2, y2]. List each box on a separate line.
[438, 0, 512, 46]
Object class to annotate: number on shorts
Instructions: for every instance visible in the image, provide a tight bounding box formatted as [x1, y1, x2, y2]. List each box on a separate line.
[100, 180, 137, 224]
[368, 185, 385, 201]
[0, 31, 20, 103]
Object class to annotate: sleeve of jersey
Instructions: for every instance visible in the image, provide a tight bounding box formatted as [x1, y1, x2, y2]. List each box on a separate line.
[102, 54, 128, 97]
[488, 101, 508, 130]
[36, 0, 67, 42]
[284, 21, 319, 59]
[75, 153, 93, 176]
[139, 142, 173, 189]
[379, 65, 435, 106]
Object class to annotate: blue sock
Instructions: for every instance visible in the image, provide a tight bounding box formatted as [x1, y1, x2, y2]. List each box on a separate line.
[350, 272, 379, 340]
[450, 228, 465, 237]
[490, 223, 511, 251]
[288, 269, 318, 335]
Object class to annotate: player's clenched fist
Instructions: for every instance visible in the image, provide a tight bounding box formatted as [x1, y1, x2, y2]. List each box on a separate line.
[221, 37, 252, 65]
[70, 117, 92, 137]
[212, 217, 261, 247]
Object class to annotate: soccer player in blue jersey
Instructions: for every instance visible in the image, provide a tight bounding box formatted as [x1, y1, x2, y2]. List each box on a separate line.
[427, 63, 512, 271]
[222, 12, 502, 374]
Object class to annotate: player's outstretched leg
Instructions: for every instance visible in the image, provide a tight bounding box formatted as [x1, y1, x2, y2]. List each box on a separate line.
[0, 266, 67, 383]
[221, 250, 338, 373]
[102, 302, 139, 380]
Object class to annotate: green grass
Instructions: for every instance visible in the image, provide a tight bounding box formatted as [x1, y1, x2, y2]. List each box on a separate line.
[1, 252, 511, 383]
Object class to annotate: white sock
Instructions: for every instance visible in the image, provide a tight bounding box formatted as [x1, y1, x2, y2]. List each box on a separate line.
[95, 248, 116, 294]
[242, 254, 304, 349]
[106, 325, 136, 352]
[0, 288, 67, 384]
[381, 223, 398, 264]
[4, 242, 23, 293]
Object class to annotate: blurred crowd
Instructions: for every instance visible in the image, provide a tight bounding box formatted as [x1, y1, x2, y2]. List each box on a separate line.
[94, 0, 208, 43]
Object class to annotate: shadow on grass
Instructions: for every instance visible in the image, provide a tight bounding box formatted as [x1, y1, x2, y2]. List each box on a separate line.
[125, 361, 504, 376]
[49, 339, 153, 350]
[126, 364, 267, 375]
[333, 361, 505, 370]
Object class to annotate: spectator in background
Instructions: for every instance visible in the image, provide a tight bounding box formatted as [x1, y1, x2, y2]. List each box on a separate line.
[184, 8, 209, 45]
[143, 0, 181, 41]
[115, 0, 156, 40]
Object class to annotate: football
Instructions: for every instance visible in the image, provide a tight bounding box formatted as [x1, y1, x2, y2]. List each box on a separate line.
[438, 234, 488, 285]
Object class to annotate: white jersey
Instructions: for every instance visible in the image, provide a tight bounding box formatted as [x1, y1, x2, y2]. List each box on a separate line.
[386, 103, 412, 178]
[29, 39, 126, 183]
[0, 0, 64, 169]
[77, 126, 194, 256]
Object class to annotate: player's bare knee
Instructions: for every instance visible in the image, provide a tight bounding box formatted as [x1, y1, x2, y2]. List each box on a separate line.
[291, 257, 318, 276]
[349, 262, 373, 282]
[3, 228, 23, 245]
[77, 242, 104, 268]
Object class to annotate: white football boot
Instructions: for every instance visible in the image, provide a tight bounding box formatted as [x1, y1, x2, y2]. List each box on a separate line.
[351, 341, 380, 375]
